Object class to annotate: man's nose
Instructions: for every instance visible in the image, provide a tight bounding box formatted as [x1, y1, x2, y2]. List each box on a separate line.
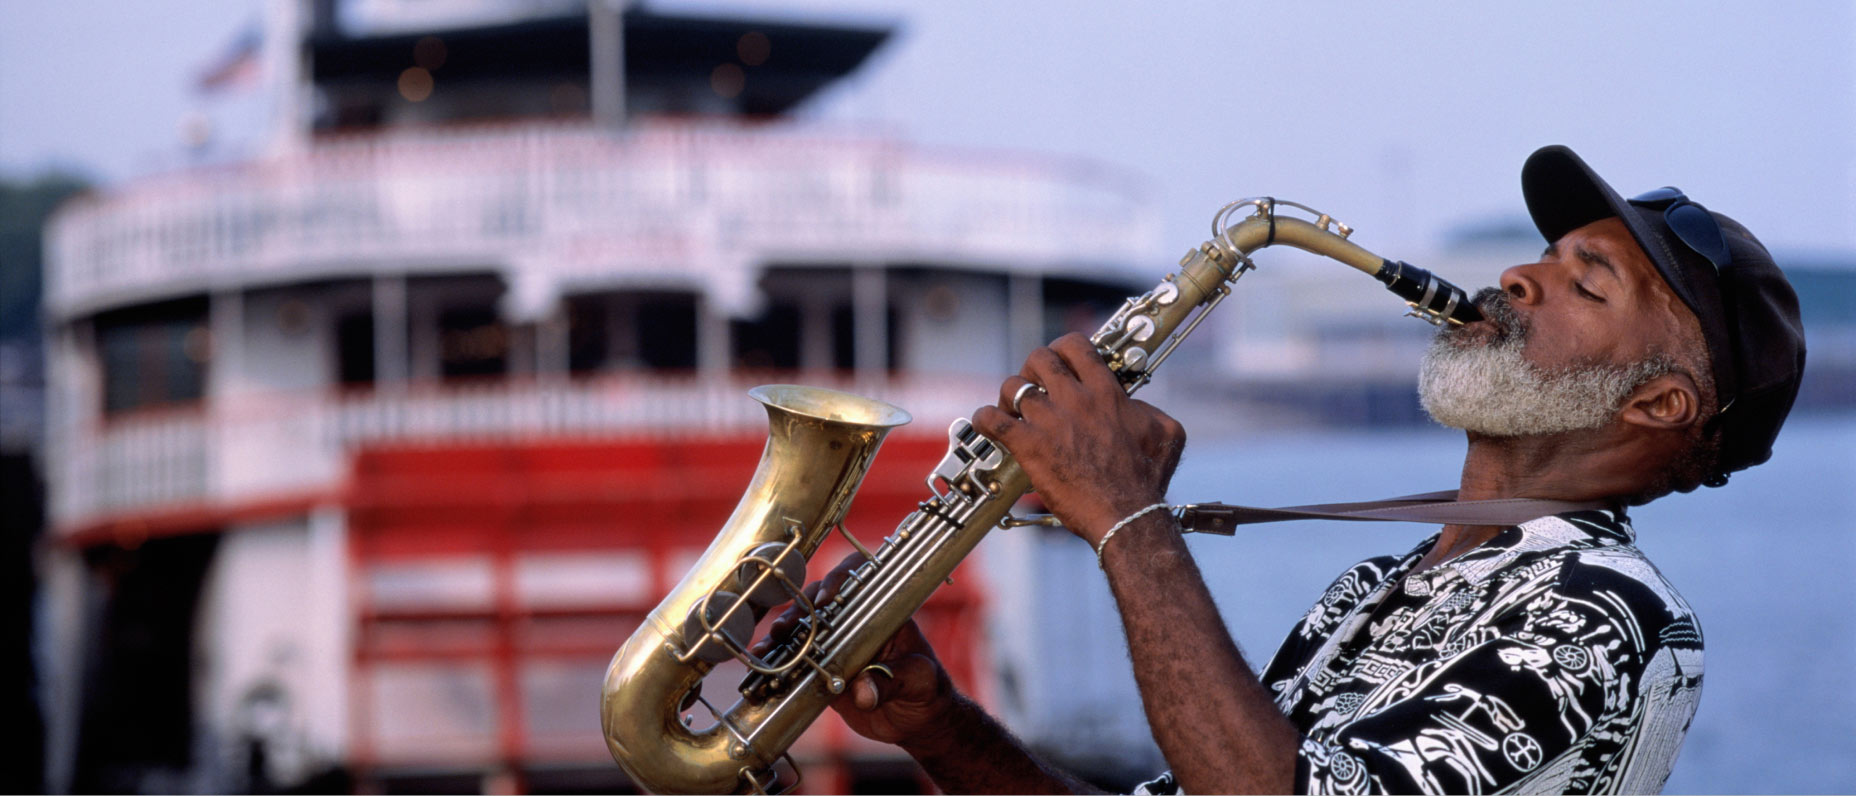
[1499, 263, 1541, 305]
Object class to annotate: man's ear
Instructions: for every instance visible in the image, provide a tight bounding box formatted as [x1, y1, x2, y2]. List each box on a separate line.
[1618, 372, 1701, 431]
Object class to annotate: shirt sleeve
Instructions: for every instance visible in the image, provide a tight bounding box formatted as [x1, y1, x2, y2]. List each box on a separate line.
[1296, 574, 1672, 795]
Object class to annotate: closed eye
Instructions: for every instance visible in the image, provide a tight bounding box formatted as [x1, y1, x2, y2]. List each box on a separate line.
[1575, 283, 1607, 303]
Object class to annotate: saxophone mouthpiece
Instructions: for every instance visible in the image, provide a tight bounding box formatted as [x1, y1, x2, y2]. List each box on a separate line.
[1373, 260, 1483, 326]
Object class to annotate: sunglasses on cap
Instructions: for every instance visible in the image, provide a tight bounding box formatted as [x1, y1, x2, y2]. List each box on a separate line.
[1633, 186, 1743, 423]
[1630, 186, 1731, 271]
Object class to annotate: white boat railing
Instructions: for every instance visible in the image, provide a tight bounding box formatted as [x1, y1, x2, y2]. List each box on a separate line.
[51, 373, 1000, 531]
[46, 122, 1156, 318]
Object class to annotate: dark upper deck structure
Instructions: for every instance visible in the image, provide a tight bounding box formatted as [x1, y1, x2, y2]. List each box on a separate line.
[307, 5, 892, 130]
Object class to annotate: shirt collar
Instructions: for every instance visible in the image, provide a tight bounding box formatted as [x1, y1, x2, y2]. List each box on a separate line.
[1404, 508, 1636, 590]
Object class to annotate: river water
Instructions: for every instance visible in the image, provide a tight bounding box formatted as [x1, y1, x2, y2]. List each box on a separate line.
[1144, 412, 1856, 793]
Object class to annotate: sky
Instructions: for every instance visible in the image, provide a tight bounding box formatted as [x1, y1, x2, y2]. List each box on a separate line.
[3, 0, 1853, 264]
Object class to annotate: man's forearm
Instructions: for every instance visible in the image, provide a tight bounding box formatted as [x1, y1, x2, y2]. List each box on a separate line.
[1100, 513, 1298, 794]
[902, 692, 1105, 795]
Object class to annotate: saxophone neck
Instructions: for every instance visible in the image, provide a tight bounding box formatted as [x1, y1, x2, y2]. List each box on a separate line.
[1218, 201, 1481, 326]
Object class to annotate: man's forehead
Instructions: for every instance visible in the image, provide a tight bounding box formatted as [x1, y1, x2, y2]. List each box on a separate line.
[1551, 217, 1659, 282]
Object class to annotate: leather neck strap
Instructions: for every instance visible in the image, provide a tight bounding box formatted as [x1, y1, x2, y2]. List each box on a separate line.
[1173, 491, 1616, 536]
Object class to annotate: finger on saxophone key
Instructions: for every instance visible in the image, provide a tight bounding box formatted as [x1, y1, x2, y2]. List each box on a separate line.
[854, 663, 893, 709]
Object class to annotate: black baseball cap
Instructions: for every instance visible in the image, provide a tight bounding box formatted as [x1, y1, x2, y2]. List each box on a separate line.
[1520, 144, 1806, 484]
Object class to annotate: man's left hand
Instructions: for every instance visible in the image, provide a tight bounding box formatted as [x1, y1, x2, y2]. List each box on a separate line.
[971, 333, 1187, 545]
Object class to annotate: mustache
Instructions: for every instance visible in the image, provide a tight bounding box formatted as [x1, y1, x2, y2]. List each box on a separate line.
[1470, 287, 1526, 342]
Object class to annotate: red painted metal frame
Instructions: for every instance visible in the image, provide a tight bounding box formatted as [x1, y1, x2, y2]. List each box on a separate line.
[344, 433, 988, 793]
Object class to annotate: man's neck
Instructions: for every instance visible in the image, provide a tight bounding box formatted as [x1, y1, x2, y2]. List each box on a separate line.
[1457, 430, 1620, 501]
[1416, 429, 1620, 574]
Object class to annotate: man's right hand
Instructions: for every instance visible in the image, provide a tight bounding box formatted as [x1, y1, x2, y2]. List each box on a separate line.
[756, 555, 1105, 794]
[752, 551, 960, 754]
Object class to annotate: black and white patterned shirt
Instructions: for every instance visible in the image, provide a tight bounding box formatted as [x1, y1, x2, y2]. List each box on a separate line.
[1135, 510, 1704, 794]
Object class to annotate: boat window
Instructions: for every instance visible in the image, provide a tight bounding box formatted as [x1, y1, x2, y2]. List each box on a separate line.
[636, 297, 698, 370]
[95, 297, 210, 415]
[565, 299, 607, 374]
[439, 306, 508, 379]
[336, 310, 376, 385]
[732, 302, 801, 370]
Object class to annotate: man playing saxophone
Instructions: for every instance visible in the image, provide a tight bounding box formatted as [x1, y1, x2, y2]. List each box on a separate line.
[776, 146, 1805, 793]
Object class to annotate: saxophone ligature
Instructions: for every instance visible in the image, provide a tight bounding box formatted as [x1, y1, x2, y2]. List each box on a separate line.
[600, 199, 1480, 793]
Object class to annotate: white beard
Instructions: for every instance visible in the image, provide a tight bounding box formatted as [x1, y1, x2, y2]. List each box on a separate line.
[1419, 292, 1669, 437]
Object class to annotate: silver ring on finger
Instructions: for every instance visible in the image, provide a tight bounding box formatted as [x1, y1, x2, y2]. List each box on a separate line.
[1011, 381, 1047, 416]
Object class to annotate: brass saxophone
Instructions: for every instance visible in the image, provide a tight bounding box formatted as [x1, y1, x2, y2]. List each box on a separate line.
[599, 199, 1480, 793]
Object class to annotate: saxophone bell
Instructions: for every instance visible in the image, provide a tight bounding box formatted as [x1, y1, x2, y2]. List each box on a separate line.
[601, 385, 909, 794]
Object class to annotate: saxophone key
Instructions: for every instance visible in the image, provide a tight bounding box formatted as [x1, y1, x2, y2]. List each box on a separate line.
[680, 590, 756, 664]
[1125, 314, 1157, 342]
[1153, 280, 1180, 305]
[1120, 346, 1149, 373]
[734, 542, 807, 609]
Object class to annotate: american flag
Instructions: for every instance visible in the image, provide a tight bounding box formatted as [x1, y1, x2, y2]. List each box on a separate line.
[194, 25, 262, 94]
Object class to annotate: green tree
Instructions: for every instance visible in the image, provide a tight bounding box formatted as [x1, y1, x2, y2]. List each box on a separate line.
[1, 173, 92, 344]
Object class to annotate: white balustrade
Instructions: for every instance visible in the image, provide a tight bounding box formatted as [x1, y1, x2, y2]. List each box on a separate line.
[46, 123, 1155, 319]
[53, 373, 997, 533]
